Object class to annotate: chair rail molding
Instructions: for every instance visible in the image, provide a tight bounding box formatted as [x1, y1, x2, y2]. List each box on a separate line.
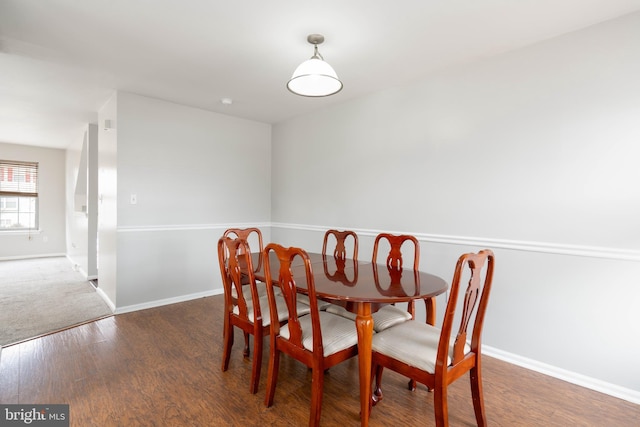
[117, 222, 271, 233]
[271, 222, 640, 262]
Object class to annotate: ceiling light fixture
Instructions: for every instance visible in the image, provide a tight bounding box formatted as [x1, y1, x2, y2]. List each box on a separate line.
[287, 34, 343, 97]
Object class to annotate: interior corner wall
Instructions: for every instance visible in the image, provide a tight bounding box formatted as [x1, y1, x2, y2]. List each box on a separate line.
[113, 92, 271, 311]
[97, 93, 118, 309]
[87, 123, 99, 278]
[65, 123, 98, 278]
[270, 12, 640, 395]
[0, 142, 66, 259]
[65, 127, 89, 274]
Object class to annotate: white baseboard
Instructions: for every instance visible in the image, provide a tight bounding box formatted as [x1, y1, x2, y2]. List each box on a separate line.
[114, 289, 224, 315]
[96, 287, 116, 313]
[0, 253, 66, 262]
[483, 345, 640, 405]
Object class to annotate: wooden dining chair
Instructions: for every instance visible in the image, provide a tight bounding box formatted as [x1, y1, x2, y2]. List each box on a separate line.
[223, 227, 264, 279]
[217, 236, 310, 394]
[263, 243, 359, 427]
[370, 249, 495, 427]
[322, 230, 359, 310]
[222, 227, 268, 357]
[322, 229, 359, 261]
[369, 233, 424, 332]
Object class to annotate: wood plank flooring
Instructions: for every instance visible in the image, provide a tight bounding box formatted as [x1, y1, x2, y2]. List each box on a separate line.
[1, 295, 638, 426]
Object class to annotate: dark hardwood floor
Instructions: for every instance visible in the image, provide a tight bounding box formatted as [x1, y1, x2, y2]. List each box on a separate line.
[1, 295, 638, 426]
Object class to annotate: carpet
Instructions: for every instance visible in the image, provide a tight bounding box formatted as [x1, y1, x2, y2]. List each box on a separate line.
[0, 257, 112, 346]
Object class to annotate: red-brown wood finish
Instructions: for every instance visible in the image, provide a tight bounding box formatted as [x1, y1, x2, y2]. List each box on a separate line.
[262, 244, 359, 427]
[223, 227, 264, 274]
[372, 232, 437, 325]
[253, 251, 448, 427]
[322, 229, 359, 287]
[372, 233, 435, 391]
[217, 236, 268, 394]
[222, 227, 265, 358]
[322, 229, 359, 261]
[371, 249, 496, 427]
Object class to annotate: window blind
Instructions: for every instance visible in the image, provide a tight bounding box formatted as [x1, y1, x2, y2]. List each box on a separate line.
[0, 160, 39, 197]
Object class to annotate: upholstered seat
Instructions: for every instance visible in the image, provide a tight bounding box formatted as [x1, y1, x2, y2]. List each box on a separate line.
[231, 282, 268, 299]
[295, 293, 332, 310]
[325, 304, 412, 333]
[280, 310, 358, 356]
[372, 321, 470, 372]
[234, 293, 310, 326]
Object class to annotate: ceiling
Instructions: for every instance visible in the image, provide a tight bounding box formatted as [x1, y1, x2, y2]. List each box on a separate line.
[1, 0, 639, 150]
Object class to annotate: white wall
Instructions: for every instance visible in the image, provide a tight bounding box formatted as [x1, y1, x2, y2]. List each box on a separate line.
[65, 124, 99, 278]
[97, 93, 118, 309]
[0, 142, 66, 259]
[271, 13, 640, 399]
[111, 92, 271, 310]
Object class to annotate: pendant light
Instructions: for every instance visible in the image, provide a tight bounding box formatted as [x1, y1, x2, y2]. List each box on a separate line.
[287, 34, 343, 97]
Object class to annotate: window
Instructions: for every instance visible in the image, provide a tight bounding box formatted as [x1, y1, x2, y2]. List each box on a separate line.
[0, 160, 39, 230]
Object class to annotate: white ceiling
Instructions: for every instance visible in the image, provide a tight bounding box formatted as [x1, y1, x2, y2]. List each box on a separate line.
[1, 0, 639, 150]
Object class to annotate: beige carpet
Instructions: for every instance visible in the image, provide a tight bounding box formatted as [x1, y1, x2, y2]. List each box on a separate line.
[0, 257, 112, 346]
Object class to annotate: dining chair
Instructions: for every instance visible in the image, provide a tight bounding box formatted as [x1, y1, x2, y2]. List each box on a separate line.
[217, 236, 310, 394]
[370, 249, 495, 427]
[223, 227, 264, 282]
[322, 229, 359, 261]
[322, 230, 359, 317]
[369, 233, 425, 332]
[222, 227, 268, 357]
[263, 243, 359, 427]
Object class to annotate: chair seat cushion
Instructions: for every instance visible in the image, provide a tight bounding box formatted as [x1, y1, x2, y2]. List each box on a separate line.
[296, 293, 332, 310]
[325, 304, 412, 332]
[372, 305, 412, 332]
[324, 304, 357, 320]
[372, 320, 470, 373]
[231, 282, 268, 299]
[281, 311, 358, 357]
[234, 295, 311, 326]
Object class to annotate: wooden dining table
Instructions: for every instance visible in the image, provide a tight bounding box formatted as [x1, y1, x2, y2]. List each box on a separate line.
[252, 252, 448, 426]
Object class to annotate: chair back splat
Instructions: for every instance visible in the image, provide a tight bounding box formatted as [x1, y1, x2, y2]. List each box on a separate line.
[322, 229, 359, 261]
[322, 229, 359, 287]
[370, 249, 495, 427]
[223, 227, 264, 272]
[372, 233, 419, 272]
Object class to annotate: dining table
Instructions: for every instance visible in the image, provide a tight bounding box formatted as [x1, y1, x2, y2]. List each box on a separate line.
[252, 251, 449, 426]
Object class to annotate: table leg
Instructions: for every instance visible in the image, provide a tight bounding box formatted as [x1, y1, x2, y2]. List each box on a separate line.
[356, 302, 373, 427]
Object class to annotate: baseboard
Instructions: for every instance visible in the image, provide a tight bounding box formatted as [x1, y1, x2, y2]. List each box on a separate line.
[96, 287, 116, 313]
[114, 289, 224, 315]
[483, 345, 640, 405]
[0, 253, 66, 262]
